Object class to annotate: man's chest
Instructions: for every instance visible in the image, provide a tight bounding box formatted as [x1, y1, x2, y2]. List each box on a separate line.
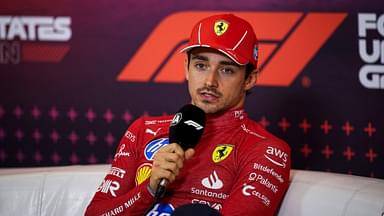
[139, 131, 244, 200]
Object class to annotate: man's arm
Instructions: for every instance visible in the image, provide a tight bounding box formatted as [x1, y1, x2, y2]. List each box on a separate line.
[85, 117, 154, 216]
[221, 139, 291, 216]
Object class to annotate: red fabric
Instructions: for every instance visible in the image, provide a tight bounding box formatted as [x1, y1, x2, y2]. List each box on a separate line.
[180, 14, 259, 68]
[85, 109, 291, 216]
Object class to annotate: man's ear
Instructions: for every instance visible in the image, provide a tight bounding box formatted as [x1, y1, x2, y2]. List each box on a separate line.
[184, 54, 189, 81]
[244, 69, 259, 91]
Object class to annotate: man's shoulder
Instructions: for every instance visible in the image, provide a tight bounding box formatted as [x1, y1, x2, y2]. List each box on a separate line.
[240, 118, 291, 171]
[122, 114, 173, 146]
[242, 118, 290, 151]
[125, 114, 174, 133]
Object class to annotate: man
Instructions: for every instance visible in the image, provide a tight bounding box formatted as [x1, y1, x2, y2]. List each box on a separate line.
[86, 13, 291, 216]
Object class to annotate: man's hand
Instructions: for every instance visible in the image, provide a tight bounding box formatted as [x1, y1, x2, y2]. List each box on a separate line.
[149, 143, 195, 192]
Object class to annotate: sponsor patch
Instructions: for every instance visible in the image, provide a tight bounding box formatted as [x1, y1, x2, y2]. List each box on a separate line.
[145, 128, 161, 136]
[109, 167, 126, 179]
[171, 113, 182, 126]
[144, 138, 169, 160]
[234, 110, 244, 119]
[212, 144, 234, 163]
[124, 130, 136, 142]
[214, 20, 229, 36]
[146, 203, 174, 216]
[241, 124, 266, 139]
[264, 146, 288, 168]
[135, 163, 152, 186]
[114, 144, 130, 161]
[191, 187, 228, 200]
[192, 199, 222, 211]
[253, 163, 284, 183]
[201, 170, 223, 190]
[248, 172, 279, 193]
[144, 119, 172, 125]
[97, 179, 120, 197]
[242, 184, 270, 206]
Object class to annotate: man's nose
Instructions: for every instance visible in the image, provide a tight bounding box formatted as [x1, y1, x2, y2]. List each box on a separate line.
[204, 69, 219, 88]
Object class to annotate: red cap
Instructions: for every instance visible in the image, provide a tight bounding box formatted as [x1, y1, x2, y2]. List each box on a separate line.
[180, 14, 259, 68]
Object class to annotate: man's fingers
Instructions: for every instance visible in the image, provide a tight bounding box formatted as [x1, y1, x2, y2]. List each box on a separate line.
[149, 143, 187, 191]
[158, 168, 177, 182]
[153, 158, 178, 172]
[165, 153, 184, 168]
[150, 169, 176, 191]
[163, 143, 185, 158]
[184, 148, 195, 160]
[149, 143, 197, 192]
[155, 152, 184, 168]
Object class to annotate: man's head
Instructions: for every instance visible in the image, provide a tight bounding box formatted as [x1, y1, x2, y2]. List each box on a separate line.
[181, 14, 259, 114]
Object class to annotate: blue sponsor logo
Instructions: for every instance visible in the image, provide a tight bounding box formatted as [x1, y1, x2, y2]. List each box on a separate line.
[146, 203, 174, 216]
[144, 138, 169, 160]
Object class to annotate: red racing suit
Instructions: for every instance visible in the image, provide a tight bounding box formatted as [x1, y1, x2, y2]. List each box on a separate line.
[85, 108, 291, 216]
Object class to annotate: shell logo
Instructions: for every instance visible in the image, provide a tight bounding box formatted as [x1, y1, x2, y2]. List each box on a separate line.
[135, 163, 152, 186]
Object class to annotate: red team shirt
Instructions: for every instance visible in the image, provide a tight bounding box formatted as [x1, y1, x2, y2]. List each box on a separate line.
[85, 108, 291, 216]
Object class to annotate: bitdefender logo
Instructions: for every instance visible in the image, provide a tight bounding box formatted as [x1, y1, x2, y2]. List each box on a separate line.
[0, 16, 72, 64]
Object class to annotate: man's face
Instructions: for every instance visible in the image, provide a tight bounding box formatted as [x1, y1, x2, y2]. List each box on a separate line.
[185, 47, 256, 114]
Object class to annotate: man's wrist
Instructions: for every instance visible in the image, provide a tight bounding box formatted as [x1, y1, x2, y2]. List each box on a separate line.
[147, 183, 156, 197]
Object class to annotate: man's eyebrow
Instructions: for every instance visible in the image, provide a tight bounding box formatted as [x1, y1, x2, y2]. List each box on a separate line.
[191, 54, 240, 67]
[219, 60, 240, 67]
[191, 55, 208, 61]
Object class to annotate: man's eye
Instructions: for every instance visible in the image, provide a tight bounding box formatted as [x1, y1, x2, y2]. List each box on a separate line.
[195, 63, 207, 70]
[221, 68, 234, 75]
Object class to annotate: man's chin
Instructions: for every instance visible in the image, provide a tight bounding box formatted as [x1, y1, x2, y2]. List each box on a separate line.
[196, 103, 221, 114]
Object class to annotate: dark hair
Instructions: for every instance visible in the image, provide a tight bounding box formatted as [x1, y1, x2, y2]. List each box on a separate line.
[245, 63, 255, 79]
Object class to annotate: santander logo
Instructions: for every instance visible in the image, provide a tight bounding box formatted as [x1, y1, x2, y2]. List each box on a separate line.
[201, 170, 223, 190]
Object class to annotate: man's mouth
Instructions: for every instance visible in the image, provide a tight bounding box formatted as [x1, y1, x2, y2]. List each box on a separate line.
[198, 89, 221, 102]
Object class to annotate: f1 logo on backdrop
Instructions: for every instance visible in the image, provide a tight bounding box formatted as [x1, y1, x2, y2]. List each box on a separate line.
[117, 11, 347, 86]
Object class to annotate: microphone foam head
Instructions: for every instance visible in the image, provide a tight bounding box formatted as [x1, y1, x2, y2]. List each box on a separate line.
[169, 104, 206, 150]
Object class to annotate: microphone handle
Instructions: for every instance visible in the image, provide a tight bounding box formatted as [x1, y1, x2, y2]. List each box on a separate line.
[155, 178, 168, 200]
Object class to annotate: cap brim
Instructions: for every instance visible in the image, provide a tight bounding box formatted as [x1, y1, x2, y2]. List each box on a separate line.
[180, 43, 249, 66]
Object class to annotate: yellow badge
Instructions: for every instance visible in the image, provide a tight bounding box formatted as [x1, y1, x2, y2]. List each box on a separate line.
[214, 20, 229, 36]
[212, 144, 234, 163]
[135, 163, 152, 186]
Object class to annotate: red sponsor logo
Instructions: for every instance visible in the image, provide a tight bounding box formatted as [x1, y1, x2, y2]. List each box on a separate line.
[117, 11, 347, 86]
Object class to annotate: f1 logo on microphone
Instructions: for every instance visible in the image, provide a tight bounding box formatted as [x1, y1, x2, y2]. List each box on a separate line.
[184, 120, 204, 130]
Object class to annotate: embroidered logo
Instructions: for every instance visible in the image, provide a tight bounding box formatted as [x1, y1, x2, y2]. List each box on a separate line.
[212, 144, 234, 163]
[201, 170, 223, 189]
[135, 163, 152, 186]
[214, 20, 229, 36]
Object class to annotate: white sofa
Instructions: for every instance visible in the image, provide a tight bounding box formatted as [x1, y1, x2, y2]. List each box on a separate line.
[0, 165, 383, 216]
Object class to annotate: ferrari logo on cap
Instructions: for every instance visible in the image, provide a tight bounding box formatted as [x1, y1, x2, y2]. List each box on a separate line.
[214, 20, 229, 36]
[212, 144, 234, 163]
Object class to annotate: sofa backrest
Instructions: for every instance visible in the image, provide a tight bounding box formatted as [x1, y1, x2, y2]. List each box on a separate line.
[0, 165, 383, 216]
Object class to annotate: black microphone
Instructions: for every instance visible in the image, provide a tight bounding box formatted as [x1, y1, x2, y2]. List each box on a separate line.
[154, 104, 206, 200]
[172, 203, 222, 216]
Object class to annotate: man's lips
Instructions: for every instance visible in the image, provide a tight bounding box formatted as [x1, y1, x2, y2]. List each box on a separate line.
[198, 90, 221, 101]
